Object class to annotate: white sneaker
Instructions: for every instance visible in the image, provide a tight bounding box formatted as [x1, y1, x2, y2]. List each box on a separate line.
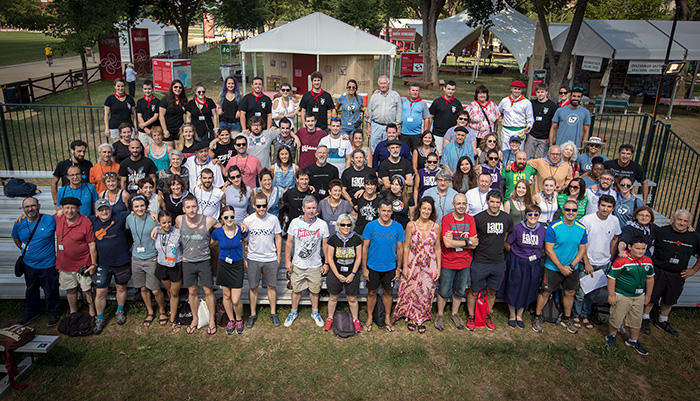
[311, 312, 324, 327]
[284, 311, 298, 327]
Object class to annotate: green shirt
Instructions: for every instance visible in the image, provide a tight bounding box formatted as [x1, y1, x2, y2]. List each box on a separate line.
[557, 194, 588, 220]
[502, 164, 536, 200]
[608, 253, 654, 297]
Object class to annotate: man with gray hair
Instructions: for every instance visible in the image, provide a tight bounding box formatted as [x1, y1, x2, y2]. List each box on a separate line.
[642, 209, 700, 337]
[284, 195, 330, 327]
[89, 142, 120, 193]
[367, 75, 401, 153]
[424, 169, 459, 221]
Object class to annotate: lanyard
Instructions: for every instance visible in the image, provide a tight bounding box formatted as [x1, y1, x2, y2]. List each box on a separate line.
[133, 215, 149, 246]
[222, 226, 238, 259]
[59, 217, 80, 246]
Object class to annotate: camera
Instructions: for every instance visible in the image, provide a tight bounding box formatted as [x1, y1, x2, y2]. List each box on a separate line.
[78, 265, 91, 276]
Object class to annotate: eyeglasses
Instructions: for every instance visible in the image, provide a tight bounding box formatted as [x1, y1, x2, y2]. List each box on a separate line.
[222, 215, 235, 220]
[426, 160, 438, 164]
[281, 88, 290, 92]
[196, 90, 206, 94]
[549, 152, 561, 156]
[559, 91, 568, 94]
[338, 223, 352, 227]
[255, 204, 268, 209]
[564, 208, 578, 212]
[458, 117, 468, 121]
[347, 86, 356, 89]
[527, 212, 540, 217]
[620, 182, 633, 188]
[235, 143, 247, 147]
[488, 157, 499, 161]
[230, 174, 241, 179]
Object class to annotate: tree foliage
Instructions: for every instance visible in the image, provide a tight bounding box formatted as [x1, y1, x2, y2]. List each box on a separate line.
[0, 0, 51, 30]
[214, 0, 269, 31]
[586, 0, 670, 20]
[150, 0, 208, 58]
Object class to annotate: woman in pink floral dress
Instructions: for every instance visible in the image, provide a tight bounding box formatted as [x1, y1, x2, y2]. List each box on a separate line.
[393, 197, 441, 333]
[466, 85, 500, 147]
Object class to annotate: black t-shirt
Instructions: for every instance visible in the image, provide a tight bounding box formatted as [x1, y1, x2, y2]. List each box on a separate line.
[353, 195, 383, 234]
[299, 90, 335, 130]
[104, 94, 135, 129]
[53, 158, 93, 186]
[306, 163, 339, 199]
[239, 93, 272, 124]
[118, 156, 157, 192]
[603, 159, 646, 184]
[530, 99, 557, 140]
[327, 233, 363, 272]
[136, 96, 161, 131]
[89, 211, 131, 267]
[213, 141, 236, 166]
[652, 225, 700, 273]
[112, 141, 132, 164]
[186, 98, 217, 138]
[429, 96, 463, 137]
[221, 96, 239, 123]
[341, 165, 375, 198]
[159, 97, 186, 140]
[473, 210, 514, 264]
[381, 191, 415, 228]
[282, 187, 312, 220]
[181, 142, 197, 161]
[378, 157, 414, 180]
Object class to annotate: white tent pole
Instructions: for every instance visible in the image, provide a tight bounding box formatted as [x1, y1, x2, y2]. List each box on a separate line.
[389, 55, 395, 90]
[599, 60, 612, 114]
[689, 61, 699, 99]
[472, 27, 483, 84]
[316, 55, 320, 71]
[253, 52, 257, 78]
[241, 51, 246, 93]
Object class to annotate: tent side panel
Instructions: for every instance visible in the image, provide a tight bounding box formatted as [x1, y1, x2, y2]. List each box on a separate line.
[318, 55, 375, 97]
[263, 53, 295, 91]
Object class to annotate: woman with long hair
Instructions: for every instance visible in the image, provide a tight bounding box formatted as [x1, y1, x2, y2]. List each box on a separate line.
[217, 76, 242, 134]
[113, 122, 135, 164]
[159, 79, 187, 144]
[252, 168, 283, 217]
[175, 123, 197, 160]
[382, 175, 415, 228]
[474, 132, 503, 164]
[613, 176, 645, 229]
[271, 82, 299, 128]
[158, 175, 188, 218]
[336, 79, 364, 136]
[412, 130, 437, 172]
[557, 177, 588, 220]
[416, 152, 440, 204]
[466, 84, 500, 146]
[186, 82, 218, 141]
[453, 156, 477, 193]
[145, 127, 172, 173]
[225, 165, 251, 224]
[104, 78, 136, 139]
[154, 210, 183, 332]
[350, 131, 372, 168]
[617, 206, 658, 257]
[561, 141, 580, 177]
[532, 176, 559, 226]
[503, 179, 534, 225]
[270, 146, 298, 192]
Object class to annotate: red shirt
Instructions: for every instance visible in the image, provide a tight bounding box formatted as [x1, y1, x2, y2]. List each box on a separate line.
[440, 213, 477, 269]
[225, 154, 262, 189]
[297, 128, 327, 169]
[55, 214, 95, 272]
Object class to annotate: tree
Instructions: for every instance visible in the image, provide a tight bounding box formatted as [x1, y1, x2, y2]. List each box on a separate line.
[150, 0, 207, 58]
[675, 0, 700, 20]
[215, 0, 269, 32]
[333, 0, 384, 33]
[420, 0, 447, 85]
[585, 0, 669, 20]
[0, 0, 51, 30]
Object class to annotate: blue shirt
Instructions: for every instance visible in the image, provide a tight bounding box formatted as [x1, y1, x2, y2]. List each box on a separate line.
[11, 214, 56, 269]
[552, 106, 591, 147]
[89, 211, 131, 267]
[126, 214, 158, 259]
[401, 97, 429, 136]
[211, 226, 248, 262]
[544, 219, 588, 271]
[441, 141, 474, 173]
[337, 94, 363, 129]
[362, 220, 405, 272]
[56, 183, 98, 216]
[373, 140, 412, 172]
[576, 152, 609, 173]
[424, 186, 459, 222]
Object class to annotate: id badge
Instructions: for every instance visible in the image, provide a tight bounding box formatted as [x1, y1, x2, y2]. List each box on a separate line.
[58, 244, 64, 251]
[340, 266, 349, 273]
[529, 255, 537, 262]
[635, 288, 644, 294]
[137, 247, 146, 253]
[225, 257, 233, 264]
[455, 248, 463, 252]
[254, 112, 261, 117]
[535, 116, 543, 121]
[407, 117, 414, 122]
[670, 257, 680, 264]
[347, 121, 353, 126]
[319, 189, 326, 196]
[198, 116, 205, 121]
[312, 107, 319, 113]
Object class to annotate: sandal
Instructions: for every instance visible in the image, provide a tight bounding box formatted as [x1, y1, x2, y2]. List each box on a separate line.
[417, 325, 426, 334]
[207, 325, 217, 335]
[407, 323, 417, 332]
[143, 314, 155, 328]
[385, 324, 395, 333]
[572, 316, 582, 328]
[170, 321, 181, 333]
[186, 324, 197, 334]
[364, 323, 373, 333]
[159, 313, 168, 326]
[582, 317, 594, 330]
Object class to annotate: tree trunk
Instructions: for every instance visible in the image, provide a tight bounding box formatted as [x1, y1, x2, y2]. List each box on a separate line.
[180, 24, 189, 58]
[421, 0, 446, 85]
[676, 0, 691, 20]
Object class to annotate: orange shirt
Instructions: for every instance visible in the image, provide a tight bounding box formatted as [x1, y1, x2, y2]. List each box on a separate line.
[89, 162, 120, 193]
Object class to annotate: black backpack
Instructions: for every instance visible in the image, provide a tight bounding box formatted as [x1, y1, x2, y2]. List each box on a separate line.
[542, 290, 563, 324]
[58, 312, 94, 337]
[176, 301, 193, 326]
[373, 298, 386, 327]
[3, 179, 38, 198]
[332, 310, 356, 338]
[215, 298, 229, 327]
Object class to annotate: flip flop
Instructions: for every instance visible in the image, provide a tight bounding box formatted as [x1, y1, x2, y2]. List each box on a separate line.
[159, 313, 168, 326]
[170, 321, 181, 333]
[385, 324, 395, 333]
[417, 325, 426, 334]
[407, 323, 417, 331]
[207, 325, 217, 335]
[186, 324, 197, 334]
[364, 323, 373, 332]
[143, 314, 155, 328]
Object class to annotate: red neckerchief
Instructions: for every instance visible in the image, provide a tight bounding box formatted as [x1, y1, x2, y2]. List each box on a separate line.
[408, 96, 423, 106]
[442, 94, 454, 104]
[559, 99, 570, 108]
[510, 162, 526, 173]
[195, 96, 208, 106]
[509, 94, 525, 107]
[143, 95, 155, 109]
[251, 91, 263, 102]
[175, 97, 182, 107]
[311, 89, 324, 103]
[114, 92, 126, 100]
[478, 100, 492, 109]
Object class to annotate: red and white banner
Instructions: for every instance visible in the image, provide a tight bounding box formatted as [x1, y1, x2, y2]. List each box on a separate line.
[98, 35, 122, 81]
[203, 14, 215, 38]
[389, 28, 416, 42]
[131, 28, 151, 73]
[400, 52, 423, 76]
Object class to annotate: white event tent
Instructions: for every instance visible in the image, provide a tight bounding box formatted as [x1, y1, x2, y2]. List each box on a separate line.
[118, 18, 180, 63]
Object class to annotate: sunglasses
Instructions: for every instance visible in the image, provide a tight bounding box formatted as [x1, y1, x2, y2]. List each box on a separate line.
[487, 140, 496, 143]
[222, 215, 235, 220]
[338, 223, 352, 227]
[488, 157, 499, 161]
[235, 143, 247, 147]
[527, 212, 540, 217]
[197, 90, 206, 94]
[620, 183, 633, 188]
[589, 144, 601, 148]
[173, 86, 183, 89]
[559, 91, 568, 94]
[255, 204, 268, 209]
[564, 208, 577, 212]
[347, 86, 356, 89]
[569, 186, 580, 189]
[331, 117, 341, 121]
[230, 174, 241, 179]
[281, 88, 290, 92]
[458, 117, 468, 121]
[426, 160, 438, 164]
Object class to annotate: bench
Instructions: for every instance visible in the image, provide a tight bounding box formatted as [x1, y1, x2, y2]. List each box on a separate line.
[0, 335, 59, 396]
[402, 77, 445, 90]
[594, 96, 631, 113]
[0, 171, 53, 186]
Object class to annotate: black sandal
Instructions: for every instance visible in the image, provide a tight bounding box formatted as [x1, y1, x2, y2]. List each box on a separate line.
[159, 313, 168, 325]
[417, 325, 426, 334]
[143, 314, 155, 327]
[407, 323, 417, 331]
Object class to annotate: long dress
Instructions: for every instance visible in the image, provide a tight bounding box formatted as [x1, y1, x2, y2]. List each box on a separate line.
[393, 222, 439, 325]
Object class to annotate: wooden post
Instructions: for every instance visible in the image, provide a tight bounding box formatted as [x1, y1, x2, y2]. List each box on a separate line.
[51, 73, 56, 94]
[27, 78, 35, 103]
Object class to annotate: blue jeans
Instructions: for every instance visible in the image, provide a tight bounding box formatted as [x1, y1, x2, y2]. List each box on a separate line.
[219, 120, 242, 132]
[369, 121, 387, 153]
[438, 267, 471, 299]
[24, 266, 60, 316]
[573, 262, 611, 317]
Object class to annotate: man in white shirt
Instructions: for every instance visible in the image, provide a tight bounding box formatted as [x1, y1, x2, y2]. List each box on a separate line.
[367, 75, 402, 153]
[184, 141, 224, 190]
[497, 80, 534, 151]
[466, 173, 493, 216]
[193, 168, 225, 219]
[319, 118, 353, 175]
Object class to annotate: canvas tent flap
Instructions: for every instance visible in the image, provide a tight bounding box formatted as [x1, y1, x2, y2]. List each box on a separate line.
[647, 20, 700, 60]
[119, 18, 180, 62]
[239, 12, 396, 56]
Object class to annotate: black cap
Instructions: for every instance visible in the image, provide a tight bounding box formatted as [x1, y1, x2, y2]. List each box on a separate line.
[192, 140, 210, 152]
[454, 126, 468, 134]
[509, 136, 522, 143]
[387, 139, 402, 147]
[60, 197, 82, 206]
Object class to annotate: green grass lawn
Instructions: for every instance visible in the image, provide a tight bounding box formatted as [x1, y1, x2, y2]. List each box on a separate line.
[0, 31, 81, 66]
[1, 300, 699, 400]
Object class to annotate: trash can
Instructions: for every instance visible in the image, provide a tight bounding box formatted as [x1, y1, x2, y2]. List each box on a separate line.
[220, 64, 236, 81]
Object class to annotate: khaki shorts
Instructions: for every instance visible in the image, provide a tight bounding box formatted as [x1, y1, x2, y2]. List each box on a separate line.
[59, 270, 93, 291]
[290, 265, 321, 294]
[609, 293, 644, 329]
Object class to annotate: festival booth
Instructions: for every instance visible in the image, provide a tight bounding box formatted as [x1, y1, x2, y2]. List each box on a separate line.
[238, 12, 397, 96]
[118, 18, 180, 66]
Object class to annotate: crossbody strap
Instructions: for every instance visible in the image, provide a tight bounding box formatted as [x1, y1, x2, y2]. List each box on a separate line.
[21, 214, 43, 258]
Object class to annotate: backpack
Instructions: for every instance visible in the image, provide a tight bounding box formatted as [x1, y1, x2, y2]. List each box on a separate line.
[215, 297, 229, 327]
[57, 312, 94, 337]
[473, 290, 490, 327]
[542, 290, 563, 324]
[3, 179, 38, 198]
[176, 301, 193, 326]
[0, 325, 35, 351]
[332, 310, 356, 338]
[373, 298, 386, 327]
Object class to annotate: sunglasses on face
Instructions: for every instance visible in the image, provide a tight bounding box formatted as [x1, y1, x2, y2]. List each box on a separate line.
[426, 160, 438, 164]
[230, 174, 241, 179]
[197, 90, 206, 94]
[527, 212, 540, 217]
[331, 117, 341, 121]
[222, 215, 235, 220]
[347, 86, 356, 89]
[235, 143, 247, 147]
[487, 140, 496, 143]
[589, 144, 600, 148]
[564, 208, 577, 212]
[281, 88, 290, 92]
[173, 86, 183, 89]
[255, 204, 268, 209]
[620, 183, 633, 187]
[458, 117, 468, 121]
[569, 186, 580, 189]
[488, 157, 499, 161]
[559, 91, 568, 94]
[338, 223, 352, 227]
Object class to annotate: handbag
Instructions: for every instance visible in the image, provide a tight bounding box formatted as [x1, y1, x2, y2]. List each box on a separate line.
[474, 290, 490, 327]
[14, 215, 43, 278]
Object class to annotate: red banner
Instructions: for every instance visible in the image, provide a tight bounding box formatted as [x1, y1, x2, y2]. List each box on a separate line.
[98, 35, 122, 81]
[400, 52, 423, 76]
[203, 14, 215, 38]
[131, 28, 151, 73]
[389, 28, 416, 42]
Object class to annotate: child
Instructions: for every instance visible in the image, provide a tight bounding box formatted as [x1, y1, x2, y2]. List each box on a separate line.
[605, 235, 654, 355]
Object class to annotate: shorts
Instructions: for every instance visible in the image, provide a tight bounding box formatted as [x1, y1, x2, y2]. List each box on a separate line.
[290, 265, 322, 293]
[155, 262, 183, 282]
[609, 294, 644, 329]
[649, 268, 685, 306]
[217, 259, 244, 289]
[367, 268, 395, 292]
[247, 259, 279, 288]
[131, 256, 159, 291]
[541, 268, 581, 292]
[326, 271, 361, 296]
[183, 260, 213, 288]
[219, 120, 242, 133]
[438, 267, 471, 299]
[470, 261, 507, 292]
[109, 128, 120, 139]
[138, 131, 155, 148]
[95, 263, 131, 288]
[59, 270, 93, 292]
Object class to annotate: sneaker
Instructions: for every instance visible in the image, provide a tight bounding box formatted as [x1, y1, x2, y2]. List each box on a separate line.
[353, 319, 362, 333]
[640, 318, 651, 335]
[323, 317, 333, 331]
[560, 317, 579, 334]
[284, 311, 298, 327]
[236, 320, 244, 334]
[270, 314, 281, 327]
[47, 314, 60, 328]
[451, 314, 465, 330]
[94, 318, 105, 335]
[434, 315, 444, 331]
[485, 314, 496, 331]
[532, 315, 543, 333]
[19, 314, 38, 326]
[311, 312, 324, 327]
[625, 339, 649, 355]
[466, 315, 476, 331]
[226, 321, 235, 335]
[246, 315, 258, 329]
[605, 334, 617, 347]
[115, 310, 127, 325]
[654, 320, 680, 337]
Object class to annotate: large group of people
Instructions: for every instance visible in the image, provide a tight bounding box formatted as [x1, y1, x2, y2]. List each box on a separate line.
[11, 74, 700, 354]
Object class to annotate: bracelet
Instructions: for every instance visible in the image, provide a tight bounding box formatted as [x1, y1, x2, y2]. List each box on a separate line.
[351, 271, 357, 275]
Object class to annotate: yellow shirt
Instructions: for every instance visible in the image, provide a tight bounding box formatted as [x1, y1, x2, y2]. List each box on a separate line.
[45, 47, 53, 57]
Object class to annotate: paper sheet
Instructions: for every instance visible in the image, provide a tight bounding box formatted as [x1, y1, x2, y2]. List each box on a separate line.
[579, 269, 608, 294]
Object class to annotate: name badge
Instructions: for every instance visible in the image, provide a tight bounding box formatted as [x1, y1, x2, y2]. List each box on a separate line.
[198, 116, 205, 121]
[58, 244, 64, 251]
[670, 257, 680, 264]
[455, 248, 463, 252]
[137, 247, 146, 253]
[319, 189, 326, 195]
[635, 288, 644, 294]
[312, 107, 319, 113]
[407, 117, 414, 122]
[529, 255, 537, 262]
[254, 112, 261, 117]
[340, 265, 349, 273]
[535, 116, 543, 121]
[225, 257, 233, 264]
[347, 122, 353, 126]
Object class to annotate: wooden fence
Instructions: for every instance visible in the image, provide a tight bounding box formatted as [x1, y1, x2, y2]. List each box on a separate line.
[0, 65, 101, 103]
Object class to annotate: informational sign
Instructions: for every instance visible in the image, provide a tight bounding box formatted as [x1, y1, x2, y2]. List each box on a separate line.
[389, 28, 416, 42]
[152, 59, 192, 92]
[582, 56, 603, 72]
[130, 28, 151, 73]
[400, 52, 423, 76]
[98, 35, 122, 81]
[530, 70, 547, 97]
[221, 44, 231, 55]
[628, 61, 664, 74]
[203, 14, 215, 38]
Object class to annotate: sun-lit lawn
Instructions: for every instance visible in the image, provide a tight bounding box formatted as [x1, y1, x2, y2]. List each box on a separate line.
[0, 31, 85, 66]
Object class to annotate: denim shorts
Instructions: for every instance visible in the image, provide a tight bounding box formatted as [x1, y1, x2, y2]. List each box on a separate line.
[219, 120, 242, 133]
[438, 267, 471, 299]
[95, 263, 131, 288]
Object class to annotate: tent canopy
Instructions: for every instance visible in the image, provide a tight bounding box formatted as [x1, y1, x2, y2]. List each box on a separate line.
[118, 18, 180, 62]
[239, 12, 396, 56]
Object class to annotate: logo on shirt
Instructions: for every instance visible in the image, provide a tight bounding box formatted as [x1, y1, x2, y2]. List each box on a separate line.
[320, 98, 326, 105]
[95, 221, 115, 241]
[351, 177, 364, 187]
[360, 203, 377, 221]
[391, 199, 404, 212]
[451, 106, 457, 113]
[261, 101, 267, 109]
[487, 222, 504, 234]
[522, 232, 540, 246]
[543, 107, 550, 114]
[567, 114, 579, 125]
[249, 228, 275, 236]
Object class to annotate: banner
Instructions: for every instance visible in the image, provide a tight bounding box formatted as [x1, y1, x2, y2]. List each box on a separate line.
[582, 56, 603, 72]
[389, 28, 416, 42]
[98, 35, 122, 81]
[130, 28, 151, 73]
[400, 52, 423, 76]
[203, 14, 215, 38]
[628, 61, 664, 74]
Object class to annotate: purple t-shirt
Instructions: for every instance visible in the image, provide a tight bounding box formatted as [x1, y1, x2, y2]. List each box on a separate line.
[480, 163, 502, 190]
[417, 168, 439, 200]
[507, 221, 546, 260]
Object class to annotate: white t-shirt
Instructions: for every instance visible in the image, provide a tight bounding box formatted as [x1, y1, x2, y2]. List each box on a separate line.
[580, 213, 621, 265]
[243, 213, 282, 262]
[185, 157, 225, 190]
[466, 187, 489, 217]
[585, 187, 617, 216]
[194, 187, 224, 219]
[319, 135, 353, 176]
[288, 216, 330, 269]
